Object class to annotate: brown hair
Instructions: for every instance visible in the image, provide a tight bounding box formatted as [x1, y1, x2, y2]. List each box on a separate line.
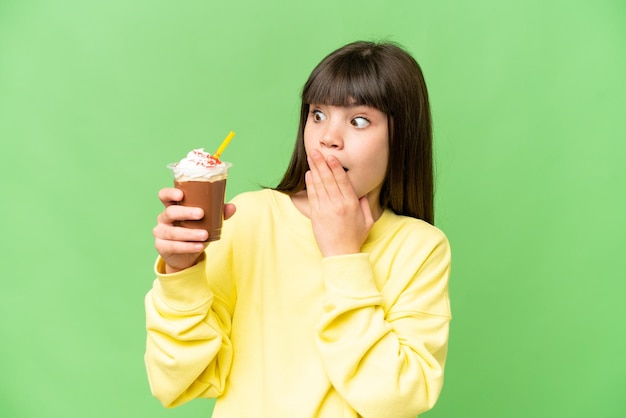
[274, 41, 434, 224]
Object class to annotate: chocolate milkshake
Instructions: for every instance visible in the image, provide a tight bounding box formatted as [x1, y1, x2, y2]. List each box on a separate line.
[168, 149, 232, 242]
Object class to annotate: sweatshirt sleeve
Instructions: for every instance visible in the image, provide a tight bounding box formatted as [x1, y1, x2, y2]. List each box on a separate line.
[315, 232, 451, 418]
[144, 253, 234, 408]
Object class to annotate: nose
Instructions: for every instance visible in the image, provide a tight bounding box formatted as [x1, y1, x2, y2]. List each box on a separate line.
[319, 122, 344, 149]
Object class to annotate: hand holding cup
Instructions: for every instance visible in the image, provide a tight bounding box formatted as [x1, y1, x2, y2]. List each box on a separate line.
[153, 187, 236, 273]
[155, 132, 236, 273]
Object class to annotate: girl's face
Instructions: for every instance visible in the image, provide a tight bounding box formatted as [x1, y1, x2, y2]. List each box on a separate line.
[303, 104, 389, 211]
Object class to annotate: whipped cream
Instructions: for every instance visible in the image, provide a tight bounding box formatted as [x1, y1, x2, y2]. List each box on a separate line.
[168, 148, 231, 181]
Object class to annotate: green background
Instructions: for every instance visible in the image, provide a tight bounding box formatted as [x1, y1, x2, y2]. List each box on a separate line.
[1, 0, 625, 417]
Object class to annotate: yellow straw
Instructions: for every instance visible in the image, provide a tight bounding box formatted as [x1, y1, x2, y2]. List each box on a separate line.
[214, 131, 235, 159]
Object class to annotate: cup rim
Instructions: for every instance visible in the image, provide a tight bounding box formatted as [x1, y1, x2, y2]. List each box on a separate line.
[167, 161, 233, 169]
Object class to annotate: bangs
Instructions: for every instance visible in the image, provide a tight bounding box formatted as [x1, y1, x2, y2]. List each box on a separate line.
[302, 53, 388, 112]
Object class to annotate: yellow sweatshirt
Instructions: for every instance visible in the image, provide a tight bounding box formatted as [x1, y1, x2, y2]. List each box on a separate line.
[145, 189, 451, 418]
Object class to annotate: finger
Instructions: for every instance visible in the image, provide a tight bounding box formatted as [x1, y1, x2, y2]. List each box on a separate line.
[153, 222, 208, 242]
[309, 151, 356, 203]
[359, 196, 374, 227]
[326, 155, 357, 199]
[224, 203, 237, 220]
[155, 236, 207, 255]
[305, 170, 319, 207]
[308, 151, 339, 197]
[309, 150, 337, 191]
[306, 157, 328, 207]
[158, 187, 184, 206]
[158, 205, 204, 225]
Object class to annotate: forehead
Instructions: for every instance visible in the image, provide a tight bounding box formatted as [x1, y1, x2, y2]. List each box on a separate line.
[303, 61, 388, 112]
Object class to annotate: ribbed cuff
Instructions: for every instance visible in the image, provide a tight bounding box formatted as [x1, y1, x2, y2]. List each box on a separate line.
[153, 254, 212, 310]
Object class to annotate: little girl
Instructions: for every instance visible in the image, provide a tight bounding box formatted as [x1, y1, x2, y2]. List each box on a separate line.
[146, 41, 451, 418]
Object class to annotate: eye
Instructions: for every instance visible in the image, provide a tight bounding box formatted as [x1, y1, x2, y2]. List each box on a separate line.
[311, 109, 326, 122]
[351, 116, 370, 128]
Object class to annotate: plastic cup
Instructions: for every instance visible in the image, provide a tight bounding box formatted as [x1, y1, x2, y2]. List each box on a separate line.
[168, 162, 232, 242]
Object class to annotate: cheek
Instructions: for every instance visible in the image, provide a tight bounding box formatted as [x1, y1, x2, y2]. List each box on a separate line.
[370, 139, 389, 179]
[358, 148, 388, 186]
[374, 157, 389, 184]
